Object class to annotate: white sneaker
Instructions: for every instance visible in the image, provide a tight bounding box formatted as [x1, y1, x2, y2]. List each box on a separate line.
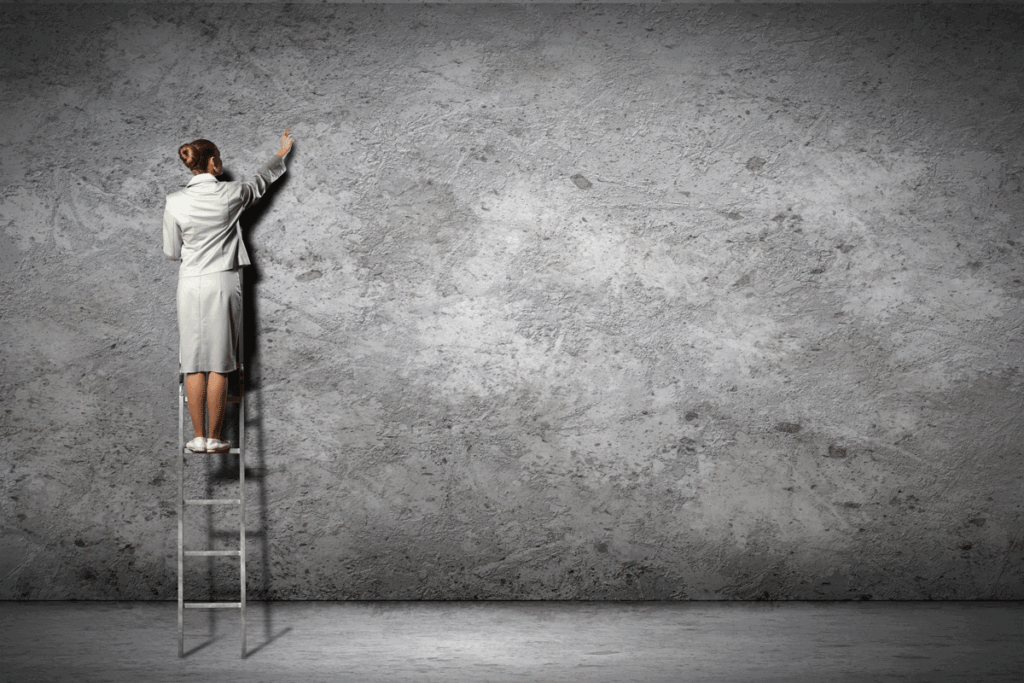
[206, 438, 230, 453]
[186, 437, 207, 453]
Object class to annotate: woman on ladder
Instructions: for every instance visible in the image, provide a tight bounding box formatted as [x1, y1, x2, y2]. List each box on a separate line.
[164, 128, 294, 453]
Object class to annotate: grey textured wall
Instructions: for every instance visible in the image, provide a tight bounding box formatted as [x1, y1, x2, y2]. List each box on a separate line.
[1, 3, 1022, 601]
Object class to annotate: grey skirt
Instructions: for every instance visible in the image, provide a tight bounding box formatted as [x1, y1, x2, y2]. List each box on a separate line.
[177, 268, 242, 374]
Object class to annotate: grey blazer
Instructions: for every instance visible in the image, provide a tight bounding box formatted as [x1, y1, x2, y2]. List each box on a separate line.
[163, 154, 287, 277]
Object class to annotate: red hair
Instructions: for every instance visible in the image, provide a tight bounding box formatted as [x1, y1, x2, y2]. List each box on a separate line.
[178, 139, 221, 174]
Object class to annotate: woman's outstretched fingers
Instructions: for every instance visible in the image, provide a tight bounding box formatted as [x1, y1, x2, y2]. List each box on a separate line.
[277, 127, 294, 157]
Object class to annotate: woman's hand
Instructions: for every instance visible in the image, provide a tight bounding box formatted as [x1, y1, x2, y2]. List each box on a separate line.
[276, 127, 294, 157]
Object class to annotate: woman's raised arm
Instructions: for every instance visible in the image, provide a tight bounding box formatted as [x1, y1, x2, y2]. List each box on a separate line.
[239, 128, 293, 208]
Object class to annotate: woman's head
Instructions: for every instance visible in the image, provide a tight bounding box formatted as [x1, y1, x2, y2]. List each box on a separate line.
[178, 139, 222, 176]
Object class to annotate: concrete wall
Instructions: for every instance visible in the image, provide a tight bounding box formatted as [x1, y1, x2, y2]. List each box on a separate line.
[1, 2, 1022, 600]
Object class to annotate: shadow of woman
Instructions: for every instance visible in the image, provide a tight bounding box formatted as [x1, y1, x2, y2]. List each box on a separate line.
[205, 158, 293, 656]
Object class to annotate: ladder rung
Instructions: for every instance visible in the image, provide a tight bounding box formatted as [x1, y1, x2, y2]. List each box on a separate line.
[184, 550, 242, 557]
[185, 498, 241, 506]
[181, 447, 241, 455]
[184, 602, 242, 609]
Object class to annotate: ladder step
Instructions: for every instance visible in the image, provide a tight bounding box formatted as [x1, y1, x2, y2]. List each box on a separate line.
[184, 602, 242, 609]
[181, 447, 242, 455]
[184, 550, 242, 557]
[185, 498, 241, 506]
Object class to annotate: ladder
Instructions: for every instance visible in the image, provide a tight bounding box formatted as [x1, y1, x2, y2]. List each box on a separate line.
[177, 275, 247, 659]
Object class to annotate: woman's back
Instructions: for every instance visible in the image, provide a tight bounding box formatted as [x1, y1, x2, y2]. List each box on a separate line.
[163, 154, 286, 277]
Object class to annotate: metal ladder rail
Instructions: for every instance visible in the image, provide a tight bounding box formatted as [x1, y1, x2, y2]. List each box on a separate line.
[178, 272, 247, 658]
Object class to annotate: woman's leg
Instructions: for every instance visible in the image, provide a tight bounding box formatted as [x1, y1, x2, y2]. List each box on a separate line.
[185, 372, 207, 438]
[207, 371, 228, 441]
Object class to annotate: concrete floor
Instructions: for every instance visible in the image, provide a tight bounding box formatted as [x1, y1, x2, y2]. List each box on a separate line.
[1, 602, 1020, 682]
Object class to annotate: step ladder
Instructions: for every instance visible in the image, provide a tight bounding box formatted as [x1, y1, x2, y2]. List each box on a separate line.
[177, 280, 247, 659]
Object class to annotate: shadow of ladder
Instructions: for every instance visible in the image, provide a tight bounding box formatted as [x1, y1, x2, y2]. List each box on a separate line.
[177, 271, 247, 659]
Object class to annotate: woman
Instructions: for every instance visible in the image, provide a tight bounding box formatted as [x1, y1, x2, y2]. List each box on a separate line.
[164, 128, 294, 453]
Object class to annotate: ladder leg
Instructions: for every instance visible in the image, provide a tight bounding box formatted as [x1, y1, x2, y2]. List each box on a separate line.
[239, 371, 246, 658]
[178, 362, 185, 658]
[239, 269, 247, 659]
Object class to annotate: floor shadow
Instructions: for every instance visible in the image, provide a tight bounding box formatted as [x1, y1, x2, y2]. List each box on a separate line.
[245, 625, 294, 659]
[182, 634, 220, 658]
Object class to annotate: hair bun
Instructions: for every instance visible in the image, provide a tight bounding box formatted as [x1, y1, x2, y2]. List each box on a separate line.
[178, 139, 219, 173]
[178, 143, 197, 168]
